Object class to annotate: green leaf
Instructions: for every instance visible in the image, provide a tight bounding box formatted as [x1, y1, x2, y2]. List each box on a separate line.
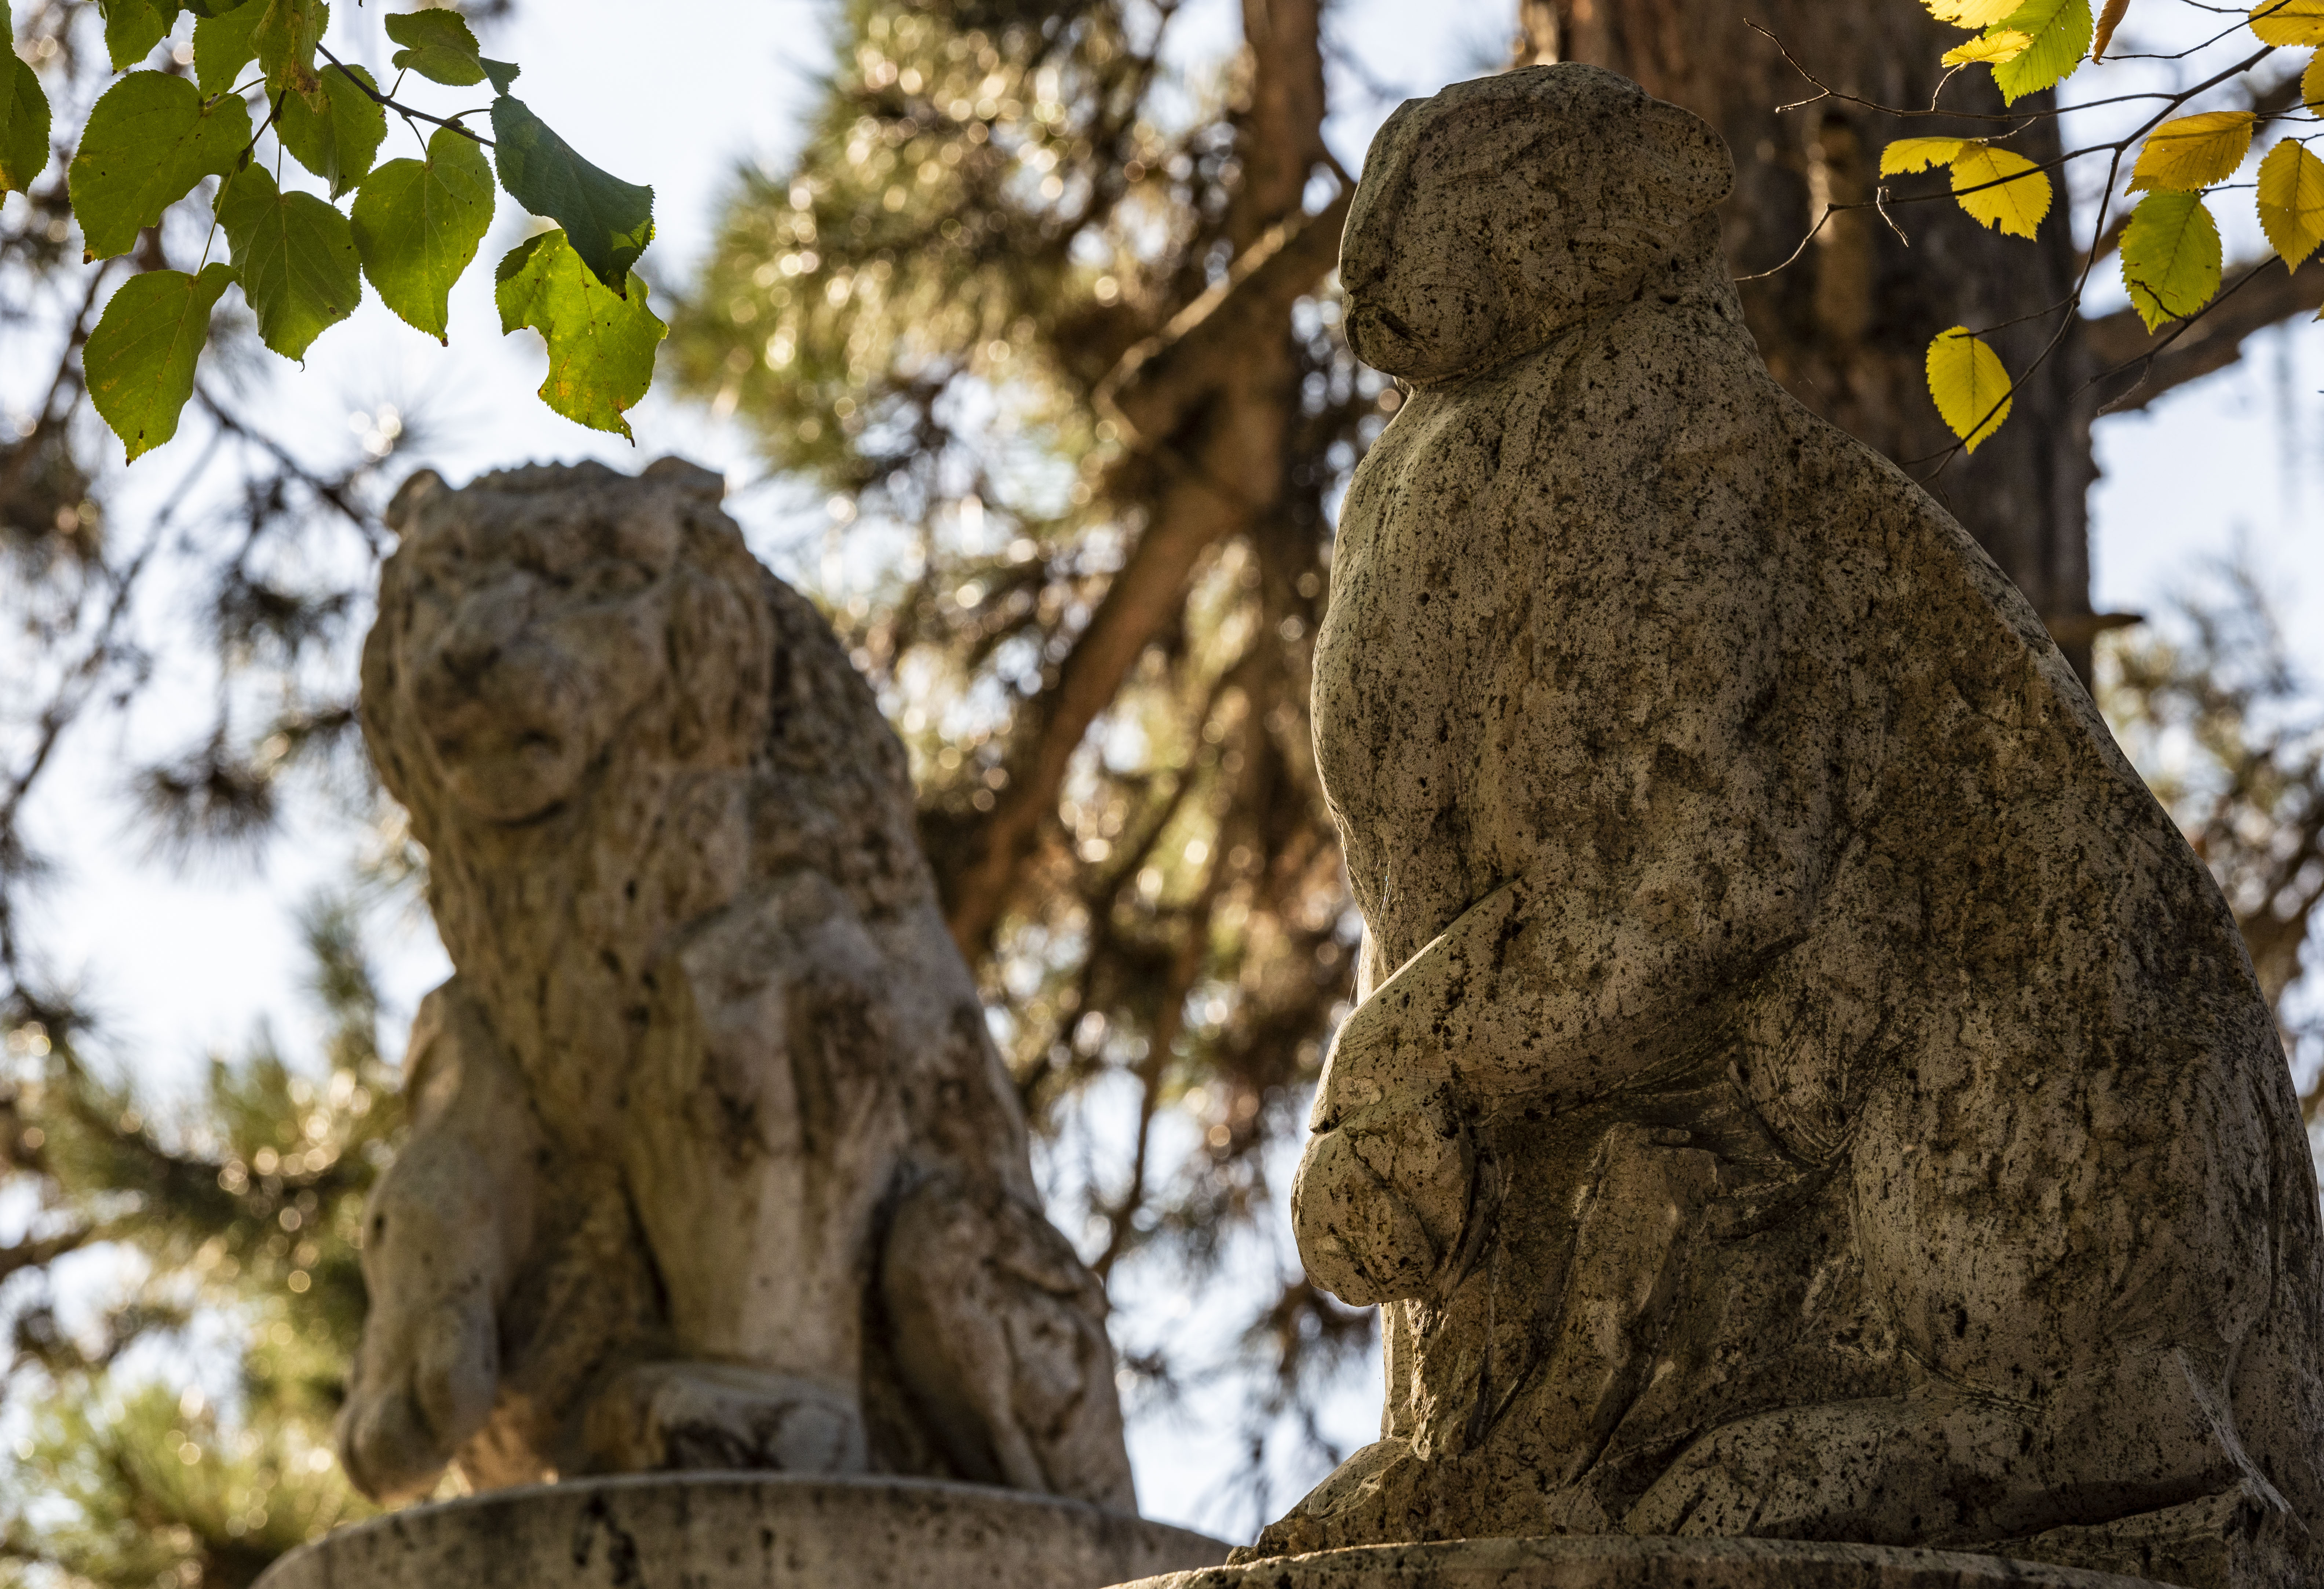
[191, 0, 265, 94]
[101, 0, 182, 70]
[183, 0, 258, 15]
[1989, 0, 2093, 102]
[253, 0, 326, 107]
[214, 163, 361, 359]
[382, 10, 517, 92]
[68, 71, 252, 260]
[351, 126, 493, 342]
[1926, 326, 2013, 452]
[490, 96, 652, 291]
[278, 61, 385, 197]
[1, 47, 52, 199]
[494, 229, 664, 437]
[85, 262, 236, 462]
[2119, 189, 2222, 332]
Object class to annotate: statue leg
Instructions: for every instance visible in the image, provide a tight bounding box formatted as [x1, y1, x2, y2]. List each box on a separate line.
[1628, 1348, 2281, 1549]
[879, 1173, 1136, 1511]
[337, 982, 541, 1501]
[583, 1361, 868, 1474]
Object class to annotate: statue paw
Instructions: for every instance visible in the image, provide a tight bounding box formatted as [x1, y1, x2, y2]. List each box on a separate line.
[336, 1293, 498, 1503]
[1293, 1108, 1473, 1305]
[585, 1363, 868, 1474]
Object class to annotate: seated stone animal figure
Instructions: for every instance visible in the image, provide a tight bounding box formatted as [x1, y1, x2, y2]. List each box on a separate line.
[1256, 65, 2324, 1589]
[340, 457, 1134, 1512]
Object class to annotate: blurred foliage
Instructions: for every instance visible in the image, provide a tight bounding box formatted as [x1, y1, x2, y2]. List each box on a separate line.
[1, 6, 460, 1579]
[2098, 566, 2324, 1083]
[0, 899, 402, 1588]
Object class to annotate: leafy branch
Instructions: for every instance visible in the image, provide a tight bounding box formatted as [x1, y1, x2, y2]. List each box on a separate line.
[0, 0, 668, 454]
[1751, 0, 2323, 463]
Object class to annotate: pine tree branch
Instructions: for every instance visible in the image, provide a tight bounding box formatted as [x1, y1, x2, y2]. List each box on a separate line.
[0, 1224, 98, 1285]
[1094, 192, 1353, 447]
[936, 0, 1335, 960]
[2084, 257, 2324, 412]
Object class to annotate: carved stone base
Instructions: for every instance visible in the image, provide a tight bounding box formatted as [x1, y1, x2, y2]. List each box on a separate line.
[251, 1475, 1228, 1589]
[1113, 1537, 2175, 1589]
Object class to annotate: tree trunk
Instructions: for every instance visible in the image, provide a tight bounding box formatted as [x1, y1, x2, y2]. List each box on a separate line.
[1529, 0, 2108, 679]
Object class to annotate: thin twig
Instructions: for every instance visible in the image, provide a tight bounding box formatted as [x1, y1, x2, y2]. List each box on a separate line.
[314, 46, 493, 145]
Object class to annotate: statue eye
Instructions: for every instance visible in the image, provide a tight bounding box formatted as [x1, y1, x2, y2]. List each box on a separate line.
[575, 561, 656, 599]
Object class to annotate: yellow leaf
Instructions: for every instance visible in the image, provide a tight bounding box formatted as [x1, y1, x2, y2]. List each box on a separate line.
[2250, 0, 2324, 45]
[1882, 137, 1973, 174]
[1927, 0, 2024, 25]
[2256, 138, 2324, 267]
[1951, 145, 2053, 237]
[2305, 47, 2323, 109]
[2127, 111, 2255, 193]
[1943, 30, 2033, 62]
[2119, 189, 2222, 331]
[1927, 328, 2013, 452]
[2093, 0, 2133, 57]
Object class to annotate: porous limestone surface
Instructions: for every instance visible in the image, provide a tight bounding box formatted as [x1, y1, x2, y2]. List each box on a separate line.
[1120, 1538, 2168, 1589]
[1256, 61, 2324, 1589]
[341, 458, 1131, 1511]
[251, 1475, 1225, 1589]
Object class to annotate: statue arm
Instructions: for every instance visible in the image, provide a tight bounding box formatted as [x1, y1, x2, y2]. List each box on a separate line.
[1302, 697, 1827, 1307]
[1297, 858, 1812, 1306]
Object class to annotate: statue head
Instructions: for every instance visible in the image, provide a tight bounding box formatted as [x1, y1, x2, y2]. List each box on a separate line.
[1338, 63, 1735, 385]
[362, 458, 772, 829]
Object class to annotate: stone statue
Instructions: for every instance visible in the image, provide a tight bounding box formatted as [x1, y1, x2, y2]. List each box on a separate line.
[1251, 65, 2324, 1589]
[340, 458, 1134, 1513]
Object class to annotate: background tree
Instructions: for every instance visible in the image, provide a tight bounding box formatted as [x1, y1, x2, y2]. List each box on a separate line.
[2098, 571, 2324, 1091]
[1, 898, 401, 1589]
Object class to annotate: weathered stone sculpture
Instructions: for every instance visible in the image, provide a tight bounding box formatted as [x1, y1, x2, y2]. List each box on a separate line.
[1244, 65, 2324, 1589]
[341, 458, 1135, 1512]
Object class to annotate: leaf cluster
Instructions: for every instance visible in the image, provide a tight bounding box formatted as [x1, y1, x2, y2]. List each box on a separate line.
[1871, 0, 2324, 449]
[4, 0, 667, 455]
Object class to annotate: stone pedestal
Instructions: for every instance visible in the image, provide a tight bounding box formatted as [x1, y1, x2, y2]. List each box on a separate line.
[251, 1475, 1228, 1589]
[1114, 1538, 2174, 1589]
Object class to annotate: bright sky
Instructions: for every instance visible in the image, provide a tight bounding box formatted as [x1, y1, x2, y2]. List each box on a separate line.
[7, 0, 2321, 1539]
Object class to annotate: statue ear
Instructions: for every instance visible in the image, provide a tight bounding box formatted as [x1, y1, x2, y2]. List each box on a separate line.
[1637, 102, 1734, 216]
[386, 469, 446, 536]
